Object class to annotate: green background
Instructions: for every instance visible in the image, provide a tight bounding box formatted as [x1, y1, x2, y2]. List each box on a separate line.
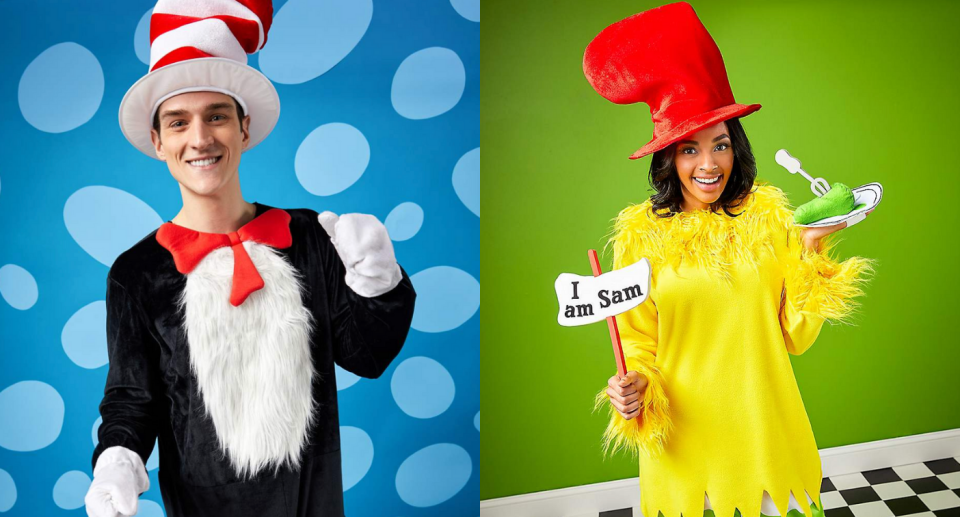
[481, 0, 960, 500]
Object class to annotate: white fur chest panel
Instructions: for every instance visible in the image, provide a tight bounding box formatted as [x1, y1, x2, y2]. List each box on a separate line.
[176, 240, 317, 480]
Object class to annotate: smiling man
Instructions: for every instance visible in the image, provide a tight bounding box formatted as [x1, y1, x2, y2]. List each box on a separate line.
[151, 92, 255, 232]
[84, 2, 416, 517]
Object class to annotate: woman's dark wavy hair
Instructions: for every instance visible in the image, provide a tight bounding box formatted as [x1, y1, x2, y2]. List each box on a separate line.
[647, 116, 757, 218]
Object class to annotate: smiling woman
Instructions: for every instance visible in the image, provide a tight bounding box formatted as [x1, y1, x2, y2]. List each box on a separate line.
[648, 117, 757, 217]
[577, 4, 876, 517]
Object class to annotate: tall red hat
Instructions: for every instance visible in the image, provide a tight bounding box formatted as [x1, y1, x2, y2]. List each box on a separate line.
[583, 2, 761, 160]
[119, 0, 280, 160]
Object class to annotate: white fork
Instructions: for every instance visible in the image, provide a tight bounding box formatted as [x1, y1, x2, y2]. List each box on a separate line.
[775, 149, 831, 197]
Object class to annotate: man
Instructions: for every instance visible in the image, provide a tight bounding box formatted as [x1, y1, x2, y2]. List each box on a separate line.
[84, 1, 416, 516]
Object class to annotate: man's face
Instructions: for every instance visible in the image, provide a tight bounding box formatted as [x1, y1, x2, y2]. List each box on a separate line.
[150, 91, 250, 198]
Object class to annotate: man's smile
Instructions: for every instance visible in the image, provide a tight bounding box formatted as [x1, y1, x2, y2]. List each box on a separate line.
[186, 156, 222, 169]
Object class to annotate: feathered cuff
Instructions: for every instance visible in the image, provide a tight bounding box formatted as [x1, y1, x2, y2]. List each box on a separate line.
[786, 239, 875, 323]
[594, 358, 672, 458]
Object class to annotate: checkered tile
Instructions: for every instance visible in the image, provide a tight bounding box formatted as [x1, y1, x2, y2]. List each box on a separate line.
[820, 457, 960, 517]
[598, 457, 960, 517]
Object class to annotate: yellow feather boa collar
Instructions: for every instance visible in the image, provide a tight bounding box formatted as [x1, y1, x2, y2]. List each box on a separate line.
[607, 182, 875, 322]
[609, 183, 796, 276]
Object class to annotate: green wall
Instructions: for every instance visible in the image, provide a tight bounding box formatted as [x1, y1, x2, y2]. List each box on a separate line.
[481, 0, 960, 500]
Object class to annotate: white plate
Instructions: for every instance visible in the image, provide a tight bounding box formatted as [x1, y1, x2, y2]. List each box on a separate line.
[794, 182, 883, 228]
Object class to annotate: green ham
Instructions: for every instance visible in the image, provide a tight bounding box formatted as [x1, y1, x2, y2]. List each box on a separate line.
[793, 183, 857, 224]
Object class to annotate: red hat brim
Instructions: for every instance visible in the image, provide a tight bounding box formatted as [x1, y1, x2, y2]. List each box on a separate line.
[629, 102, 761, 160]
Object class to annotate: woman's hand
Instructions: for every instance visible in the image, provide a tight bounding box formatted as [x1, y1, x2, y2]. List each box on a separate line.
[606, 371, 648, 420]
[800, 209, 874, 252]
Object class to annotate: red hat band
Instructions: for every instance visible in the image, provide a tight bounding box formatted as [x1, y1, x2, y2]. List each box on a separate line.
[583, 2, 761, 160]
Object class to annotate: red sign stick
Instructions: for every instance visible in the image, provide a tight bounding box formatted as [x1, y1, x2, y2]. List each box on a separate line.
[588, 249, 626, 377]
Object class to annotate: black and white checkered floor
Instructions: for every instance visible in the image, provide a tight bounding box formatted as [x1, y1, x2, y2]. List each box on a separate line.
[599, 456, 960, 517]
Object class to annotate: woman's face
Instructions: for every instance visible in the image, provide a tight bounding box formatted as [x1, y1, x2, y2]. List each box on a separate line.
[673, 121, 734, 211]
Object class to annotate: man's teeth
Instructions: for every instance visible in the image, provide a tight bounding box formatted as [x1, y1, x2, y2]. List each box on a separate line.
[188, 157, 220, 166]
[694, 176, 720, 184]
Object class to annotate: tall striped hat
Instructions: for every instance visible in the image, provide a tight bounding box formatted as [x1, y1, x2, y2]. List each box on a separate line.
[119, 0, 280, 160]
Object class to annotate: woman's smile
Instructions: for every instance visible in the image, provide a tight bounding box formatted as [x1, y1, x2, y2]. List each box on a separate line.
[692, 174, 723, 193]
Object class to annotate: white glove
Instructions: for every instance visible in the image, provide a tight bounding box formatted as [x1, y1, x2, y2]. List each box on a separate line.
[318, 212, 403, 298]
[85, 446, 150, 517]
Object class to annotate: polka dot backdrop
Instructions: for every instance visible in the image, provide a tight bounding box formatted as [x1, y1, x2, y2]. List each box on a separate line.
[0, 0, 478, 515]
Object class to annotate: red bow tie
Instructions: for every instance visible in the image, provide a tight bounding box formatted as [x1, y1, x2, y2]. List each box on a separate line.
[156, 208, 293, 307]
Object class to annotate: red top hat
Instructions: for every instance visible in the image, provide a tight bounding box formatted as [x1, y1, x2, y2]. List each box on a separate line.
[583, 2, 761, 160]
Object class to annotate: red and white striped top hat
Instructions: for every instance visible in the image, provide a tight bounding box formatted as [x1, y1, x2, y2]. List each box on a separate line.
[119, 0, 280, 160]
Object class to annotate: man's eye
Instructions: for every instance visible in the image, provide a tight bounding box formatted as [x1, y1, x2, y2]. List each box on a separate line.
[212, 114, 225, 121]
[170, 121, 183, 128]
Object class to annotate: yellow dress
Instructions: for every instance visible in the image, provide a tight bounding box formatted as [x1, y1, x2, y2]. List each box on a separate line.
[597, 183, 873, 517]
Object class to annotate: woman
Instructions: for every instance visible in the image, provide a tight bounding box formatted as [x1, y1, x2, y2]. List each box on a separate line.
[582, 4, 873, 517]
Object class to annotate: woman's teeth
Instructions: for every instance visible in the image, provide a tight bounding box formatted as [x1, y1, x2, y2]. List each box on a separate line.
[694, 175, 720, 184]
[188, 157, 220, 166]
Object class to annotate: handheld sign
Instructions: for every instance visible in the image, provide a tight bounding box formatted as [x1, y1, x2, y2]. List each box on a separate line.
[554, 251, 651, 376]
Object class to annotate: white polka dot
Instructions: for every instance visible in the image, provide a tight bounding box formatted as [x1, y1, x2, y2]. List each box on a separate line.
[474, 411, 480, 431]
[0, 468, 15, 512]
[340, 426, 374, 491]
[391, 357, 455, 419]
[134, 499, 166, 517]
[385, 202, 424, 242]
[64, 187, 163, 267]
[134, 9, 153, 66]
[295, 123, 370, 196]
[410, 266, 479, 333]
[62, 301, 108, 369]
[52, 471, 90, 510]
[335, 365, 360, 391]
[259, 0, 372, 84]
[451, 0, 480, 22]
[0, 264, 38, 310]
[452, 148, 479, 216]
[19, 42, 103, 133]
[392, 48, 465, 120]
[396, 443, 472, 507]
[92, 416, 102, 446]
[0, 381, 64, 452]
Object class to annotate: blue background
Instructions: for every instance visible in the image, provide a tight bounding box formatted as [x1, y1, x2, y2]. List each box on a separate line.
[0, 0, 479, 515]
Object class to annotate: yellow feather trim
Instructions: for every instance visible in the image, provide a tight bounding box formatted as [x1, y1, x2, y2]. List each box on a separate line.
[594, 358, 673, 458]
[785, 237, 875, 324]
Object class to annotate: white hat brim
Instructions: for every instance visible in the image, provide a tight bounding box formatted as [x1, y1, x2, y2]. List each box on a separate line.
[119, 57, 280, 160]
[794, 182, 883, 228]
